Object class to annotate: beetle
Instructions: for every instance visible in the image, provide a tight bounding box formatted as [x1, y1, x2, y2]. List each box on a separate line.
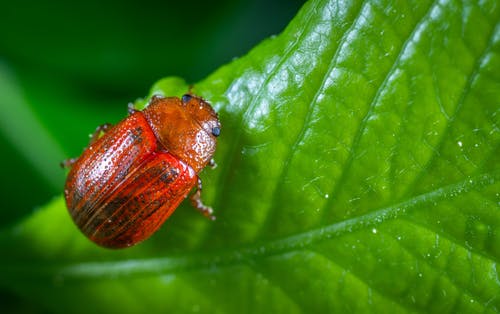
[62, 94, 221, 248]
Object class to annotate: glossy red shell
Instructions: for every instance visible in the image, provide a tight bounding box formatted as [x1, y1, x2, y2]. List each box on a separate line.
[64, 95, 220, 248]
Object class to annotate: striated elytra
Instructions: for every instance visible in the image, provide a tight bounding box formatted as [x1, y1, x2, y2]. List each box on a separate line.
[63, 94, 221, 249]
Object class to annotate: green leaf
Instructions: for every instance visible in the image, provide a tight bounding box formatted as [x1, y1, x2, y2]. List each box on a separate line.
[1, 0, 500, 313]
[0, 63, 67, 190]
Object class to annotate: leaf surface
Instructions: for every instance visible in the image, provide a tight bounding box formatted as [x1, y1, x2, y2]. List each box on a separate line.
[1, 0, 499, 313]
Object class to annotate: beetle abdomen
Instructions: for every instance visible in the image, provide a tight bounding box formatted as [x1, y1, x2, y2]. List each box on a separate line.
[64, 112, 197, 248]
[85, 152, 196, 248]
[65, 112, 157, 224]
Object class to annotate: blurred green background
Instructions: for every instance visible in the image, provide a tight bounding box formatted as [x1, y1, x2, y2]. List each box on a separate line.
[0, 0, 304, 225]
[0, 1, 303, 311]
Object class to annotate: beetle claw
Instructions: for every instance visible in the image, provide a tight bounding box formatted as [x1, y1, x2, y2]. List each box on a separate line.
[208, 158, 217, 169]
[89, 123, 113, 145]
[150, 94, 163, 104]
[60, 158, 77, 169]
[189, 177, 216, 220]
[127, 103, 138, 115]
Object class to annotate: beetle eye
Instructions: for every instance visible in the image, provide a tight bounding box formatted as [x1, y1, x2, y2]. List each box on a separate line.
[181, 94, 192, 103]
[211, 127, 220, 137]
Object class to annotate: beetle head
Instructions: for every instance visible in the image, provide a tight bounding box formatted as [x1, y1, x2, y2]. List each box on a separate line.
[143, 94, 221, 172]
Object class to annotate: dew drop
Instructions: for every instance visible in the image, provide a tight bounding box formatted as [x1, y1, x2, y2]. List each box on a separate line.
[457, 141, 463, 147]
[372, 228, 377, 234]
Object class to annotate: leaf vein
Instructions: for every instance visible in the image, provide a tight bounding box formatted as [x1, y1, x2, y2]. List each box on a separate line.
[34, 171, 498, 281]
[402, 17, 500, 196]
[256, 0, 367, 237]
[244, 261, 304, 313]
[306, 248, 418, 313]
[202, 0, 324, 246]
[323, 0, 439, 210]
[400, 219, 499, 311]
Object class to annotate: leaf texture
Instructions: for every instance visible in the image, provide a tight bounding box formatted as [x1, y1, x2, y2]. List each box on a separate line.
[1, 0, 499, 313]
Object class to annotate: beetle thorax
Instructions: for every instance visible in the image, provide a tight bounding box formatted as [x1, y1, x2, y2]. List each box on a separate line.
[142, 96, 219, 173]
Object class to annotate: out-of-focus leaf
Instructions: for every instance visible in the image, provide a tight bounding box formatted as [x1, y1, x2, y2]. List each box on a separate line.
[1, 0, 499, 313]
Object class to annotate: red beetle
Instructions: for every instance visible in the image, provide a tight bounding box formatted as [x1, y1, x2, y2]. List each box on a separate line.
[62, 94, 221, 248]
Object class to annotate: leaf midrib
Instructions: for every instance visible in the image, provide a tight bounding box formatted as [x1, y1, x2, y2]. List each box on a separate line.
[3, 171, 497, 282]
[402, 17, 500, 198]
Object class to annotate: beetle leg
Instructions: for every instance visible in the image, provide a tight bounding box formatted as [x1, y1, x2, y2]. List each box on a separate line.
[63, 123, 112, 168]
[89, 123, 113, 145]
[208, 158, 217, 169]
[148, 94, 164, 106]
[62, 122, 113, 168]
[127, 102, 139, 115]
[60, 157, 78, 169]
[190, 177, 216, 221]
